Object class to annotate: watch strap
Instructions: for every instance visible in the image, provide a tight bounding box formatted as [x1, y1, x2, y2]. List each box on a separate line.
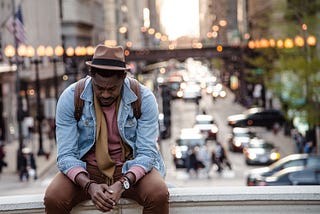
[119, 176, 130, 189]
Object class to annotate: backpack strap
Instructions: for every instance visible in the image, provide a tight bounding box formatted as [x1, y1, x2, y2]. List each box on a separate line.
[74, 77, 89, 122]
[74, 77, 142, 122]
[129, 77, 142, 119]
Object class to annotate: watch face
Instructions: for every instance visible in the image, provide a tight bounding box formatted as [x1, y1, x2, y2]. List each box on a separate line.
[123, 180, 130, 189]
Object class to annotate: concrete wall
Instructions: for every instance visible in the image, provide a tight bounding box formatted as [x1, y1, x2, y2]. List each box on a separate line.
[0, 186, 320, 213]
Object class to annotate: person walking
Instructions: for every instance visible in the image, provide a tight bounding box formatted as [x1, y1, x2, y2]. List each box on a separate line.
[0, 143, 7, 175]
[215, 141, 232, 173]
[196, 144, 212, 178]
[186, 146, 201, 177]
[44, 45, 169, 214]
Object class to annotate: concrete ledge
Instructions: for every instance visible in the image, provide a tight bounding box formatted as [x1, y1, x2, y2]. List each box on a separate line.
[1, 186, 320, 213]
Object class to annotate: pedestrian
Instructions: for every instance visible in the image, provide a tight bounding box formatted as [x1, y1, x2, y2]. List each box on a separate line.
[186, 146, 201, 177]
[303, 141, 313, 154]
[0, 143, 8, 174]
[215, 141, 232, 173]
[44, 45, 169, 214]
[19, 147, 37, 181]
[292, 129, 304, 153]
[196, 144, 212, 178]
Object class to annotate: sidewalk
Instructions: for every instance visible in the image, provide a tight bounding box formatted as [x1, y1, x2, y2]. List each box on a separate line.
[0, 134, 57, 190]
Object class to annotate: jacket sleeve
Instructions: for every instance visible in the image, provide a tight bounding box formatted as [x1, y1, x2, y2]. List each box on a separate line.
[122, 84, 165, 175]
[55, 84, 87, 174]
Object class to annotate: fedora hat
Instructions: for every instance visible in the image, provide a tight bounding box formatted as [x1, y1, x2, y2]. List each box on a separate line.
[85, 45, 131, 70]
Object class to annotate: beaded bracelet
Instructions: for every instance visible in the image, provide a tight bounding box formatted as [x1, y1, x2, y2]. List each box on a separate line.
[83, 180, 97, 193]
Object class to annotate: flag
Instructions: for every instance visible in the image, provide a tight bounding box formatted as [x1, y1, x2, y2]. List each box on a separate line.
[6, 5, 27, 44]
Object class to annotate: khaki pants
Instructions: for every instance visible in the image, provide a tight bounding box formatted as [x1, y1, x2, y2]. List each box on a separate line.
[44, 164, 169, 214]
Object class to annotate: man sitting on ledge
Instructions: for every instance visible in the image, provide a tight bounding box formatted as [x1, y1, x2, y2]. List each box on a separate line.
[44, 45, 169, 214]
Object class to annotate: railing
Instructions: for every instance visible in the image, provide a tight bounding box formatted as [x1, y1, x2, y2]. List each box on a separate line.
[1, 186, 320, 213]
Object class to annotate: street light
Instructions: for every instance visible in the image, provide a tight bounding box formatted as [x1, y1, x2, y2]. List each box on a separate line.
[29, 45, 46, 156]
[45, 45, 64, 101]
[4, 44, 25, 170]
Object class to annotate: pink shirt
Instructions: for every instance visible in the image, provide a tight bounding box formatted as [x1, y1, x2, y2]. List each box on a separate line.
[67, 101, 146, 183]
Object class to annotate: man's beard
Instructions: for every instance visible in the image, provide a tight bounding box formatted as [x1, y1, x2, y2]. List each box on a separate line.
[99, 96, 118, 107]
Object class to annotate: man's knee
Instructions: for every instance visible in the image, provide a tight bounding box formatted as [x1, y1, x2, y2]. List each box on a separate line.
[146, 181, 169, 204]
[44, 189, 75, 214]
[43, 189, 59, 211]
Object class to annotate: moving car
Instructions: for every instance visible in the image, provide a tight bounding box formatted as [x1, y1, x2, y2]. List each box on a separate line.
[246, 154, 320, 186]
[227, 107, 285, 129]
[171, 128, 206, 168]
[227, 127, 257, 152]
[206, 82, 227, 99]
[193, 114, 218, 141]
[182, 82, 202, 102]
[243, 138, 280, 165]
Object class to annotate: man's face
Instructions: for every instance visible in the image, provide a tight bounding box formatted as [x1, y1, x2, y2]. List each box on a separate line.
[92, 73, 124, 107]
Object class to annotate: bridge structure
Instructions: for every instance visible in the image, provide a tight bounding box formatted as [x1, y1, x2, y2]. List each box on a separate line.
[125, 45, 251, 104]
[125, 45, 248, 63]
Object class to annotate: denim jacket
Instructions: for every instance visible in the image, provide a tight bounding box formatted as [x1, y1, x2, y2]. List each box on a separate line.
[55, 76, 166, 177]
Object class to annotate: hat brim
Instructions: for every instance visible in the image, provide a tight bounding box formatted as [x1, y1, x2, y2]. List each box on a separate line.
[85, 61, 131, 71]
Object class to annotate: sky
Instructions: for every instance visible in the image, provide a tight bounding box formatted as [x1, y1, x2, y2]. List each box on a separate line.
[160, 0, 199, 40]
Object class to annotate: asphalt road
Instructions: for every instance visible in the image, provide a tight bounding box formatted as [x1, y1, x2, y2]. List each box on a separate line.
[161, 89, 294, 188]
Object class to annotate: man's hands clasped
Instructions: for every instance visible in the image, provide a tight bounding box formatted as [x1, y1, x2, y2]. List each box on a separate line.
[87, 181, 124, 212]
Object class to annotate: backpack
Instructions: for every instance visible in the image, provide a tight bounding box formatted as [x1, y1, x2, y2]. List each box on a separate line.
[74, 76, 142, 122]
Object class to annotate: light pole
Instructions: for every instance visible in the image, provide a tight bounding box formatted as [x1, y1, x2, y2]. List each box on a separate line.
[45, 45, 64, 102]
[29, 45, 46, 156]
[4, 45, 25, 169]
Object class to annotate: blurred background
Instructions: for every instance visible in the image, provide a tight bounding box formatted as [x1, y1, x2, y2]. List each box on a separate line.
[0, 0, 319, 195]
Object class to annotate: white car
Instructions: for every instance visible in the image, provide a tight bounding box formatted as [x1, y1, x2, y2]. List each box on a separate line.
[182, 82, 202, 101]
[193, 114, 218, 141]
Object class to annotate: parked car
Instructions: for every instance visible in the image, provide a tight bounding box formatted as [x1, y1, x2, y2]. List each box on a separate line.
[254, 166, 305, 186]
[193, 114, 218, 141]
[289, 168, 320, 185]
[227, 107, 285, 129]
[246, 154, 320, 186]
[254, 166, 320, 186]
[243, 138, 280, 166]
[171, 128, 206, 168]
[227, 127, 257, 152]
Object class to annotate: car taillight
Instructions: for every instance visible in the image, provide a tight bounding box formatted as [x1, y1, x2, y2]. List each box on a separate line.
[247, 181, 255, 186]
[257, 181, 267, 186]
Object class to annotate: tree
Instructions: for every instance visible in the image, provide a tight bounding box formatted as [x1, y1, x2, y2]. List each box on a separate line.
[246, 0, 320, 135]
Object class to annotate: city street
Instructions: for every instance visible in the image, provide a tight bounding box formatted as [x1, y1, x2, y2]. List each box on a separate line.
[161, 89, 294, 187]
[0, 88, 294, 196]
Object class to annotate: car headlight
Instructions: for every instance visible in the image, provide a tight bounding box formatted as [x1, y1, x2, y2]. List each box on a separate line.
[234, 141, 242, 147]
[247, 153, 256, 160]
[212, 91, 219, 97]
[270, 151, 280, 160]
[175, 150, 182, 159]
[219, 91, 226, 97]
[177, 90, 184, 97]
[211, 126, 218, 133]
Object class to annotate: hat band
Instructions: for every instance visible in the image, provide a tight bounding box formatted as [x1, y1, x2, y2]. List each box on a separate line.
[92, 58, 126, 68]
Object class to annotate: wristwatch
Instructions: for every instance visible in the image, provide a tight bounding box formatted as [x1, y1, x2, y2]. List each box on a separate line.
[119, 177, 130, 190]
